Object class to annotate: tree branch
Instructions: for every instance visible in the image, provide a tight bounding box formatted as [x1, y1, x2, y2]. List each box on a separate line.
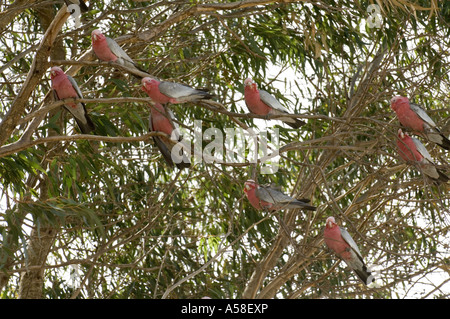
[0, 132, 170, 158]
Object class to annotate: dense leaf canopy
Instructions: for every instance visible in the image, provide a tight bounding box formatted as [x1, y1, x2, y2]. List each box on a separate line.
[0, 0, 449, 299]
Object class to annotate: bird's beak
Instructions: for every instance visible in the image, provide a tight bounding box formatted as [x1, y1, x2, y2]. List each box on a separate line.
[50, 70, 56, 77]
[92, 34, 97, 41]
[141, 78, 147, 90]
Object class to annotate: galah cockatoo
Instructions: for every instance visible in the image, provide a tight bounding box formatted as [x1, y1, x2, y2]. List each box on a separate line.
[64, 0, 88, 13]
[50, 66, 95, 134]
[141, 77, 213, 105]
[148, 103, 190, 169]
[396, 129, 448, 183]
[243, 78, 305, 129]
[390, 96, 450, 150]
[324, 216, 374, 286]
[243, 179, 316, 211]
[91, 29, 147, 74]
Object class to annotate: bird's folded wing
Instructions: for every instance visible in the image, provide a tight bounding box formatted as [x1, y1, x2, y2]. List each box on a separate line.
[106, 37, 135, 64]
[259, 89, 289, 113]
[411, 137, 434, 163]
[410, 103, 437, 128]
[67, 75, 84, 99]
[255, 185, 293, 204]
[159, 82, 197, 99]
[340, 227, 364, 260]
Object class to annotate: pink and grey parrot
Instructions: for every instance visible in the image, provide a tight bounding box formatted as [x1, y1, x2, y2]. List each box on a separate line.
[324, 216, 374, 286]
[50, 66, 95, 134]
[244, 78, 305, 129]
[396, 129, 448, 183]
[243, 179, 316, 211]
[141, 77, 213, 105]
[64, 0, 88, 13]
[391, 96, 450, 150]
[148, 103, 190, 169]
[91, 29, 147, 74]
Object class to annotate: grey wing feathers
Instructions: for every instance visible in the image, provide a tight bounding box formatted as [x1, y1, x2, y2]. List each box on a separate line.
[412, 137, 448, 182]
[255, 185, 293, 204]
[256, 185, 315, 210]
[58, 77, 95, 134]
[158, 81, 213, 102]
[62, 77, 95, 134]
[106, 37, 135, 63]
[411, 137, 433, 163]
[259, 90, 289, 113]
[340, 226, 374, 285]
[410, 103, 437, 127]
[106, 37, 150, 76]
[159, 82, 196, 99]
[259, 90, 305, 128]
[410, 103, 450, 150]
[339, 227, 363, 259]
[67, 75, 83, 99]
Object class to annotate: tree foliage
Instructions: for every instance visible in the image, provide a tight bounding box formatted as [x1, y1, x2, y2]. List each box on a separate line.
[0, 0, 449, 299]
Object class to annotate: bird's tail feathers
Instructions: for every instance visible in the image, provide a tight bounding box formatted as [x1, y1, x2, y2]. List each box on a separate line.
[291, 200, 316, 211]
[427, 130, 450, 151]
[132, 63, 152, 77]
[436, 169, 449, 184]
[74, 114, 95, 134]
[197, 89, 215, 100]
[285, 118, 306, 129]
[354, 266, 374, 286]
[439, 134, 450, 151]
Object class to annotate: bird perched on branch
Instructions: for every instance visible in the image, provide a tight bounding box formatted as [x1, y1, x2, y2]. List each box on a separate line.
[243, 78, 305, 129]
[141, 77, 213, 105]
[324, 216, 374, 286]
[50, 66, 95, 134]
[147, 103, 190, 169]
[91, 29, 148, 76]
[396, 129, 448, 184]
[391, 96, 450, 151]
[243, 179, 316, 211]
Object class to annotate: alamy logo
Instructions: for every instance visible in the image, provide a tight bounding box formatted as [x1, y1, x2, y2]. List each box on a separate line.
[67, 4, 81, 28]
[65, 264, 80, 289]
[366, 4, 382, 29]
[367, 263, 382, 287]
[169, 120, 280, 174]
